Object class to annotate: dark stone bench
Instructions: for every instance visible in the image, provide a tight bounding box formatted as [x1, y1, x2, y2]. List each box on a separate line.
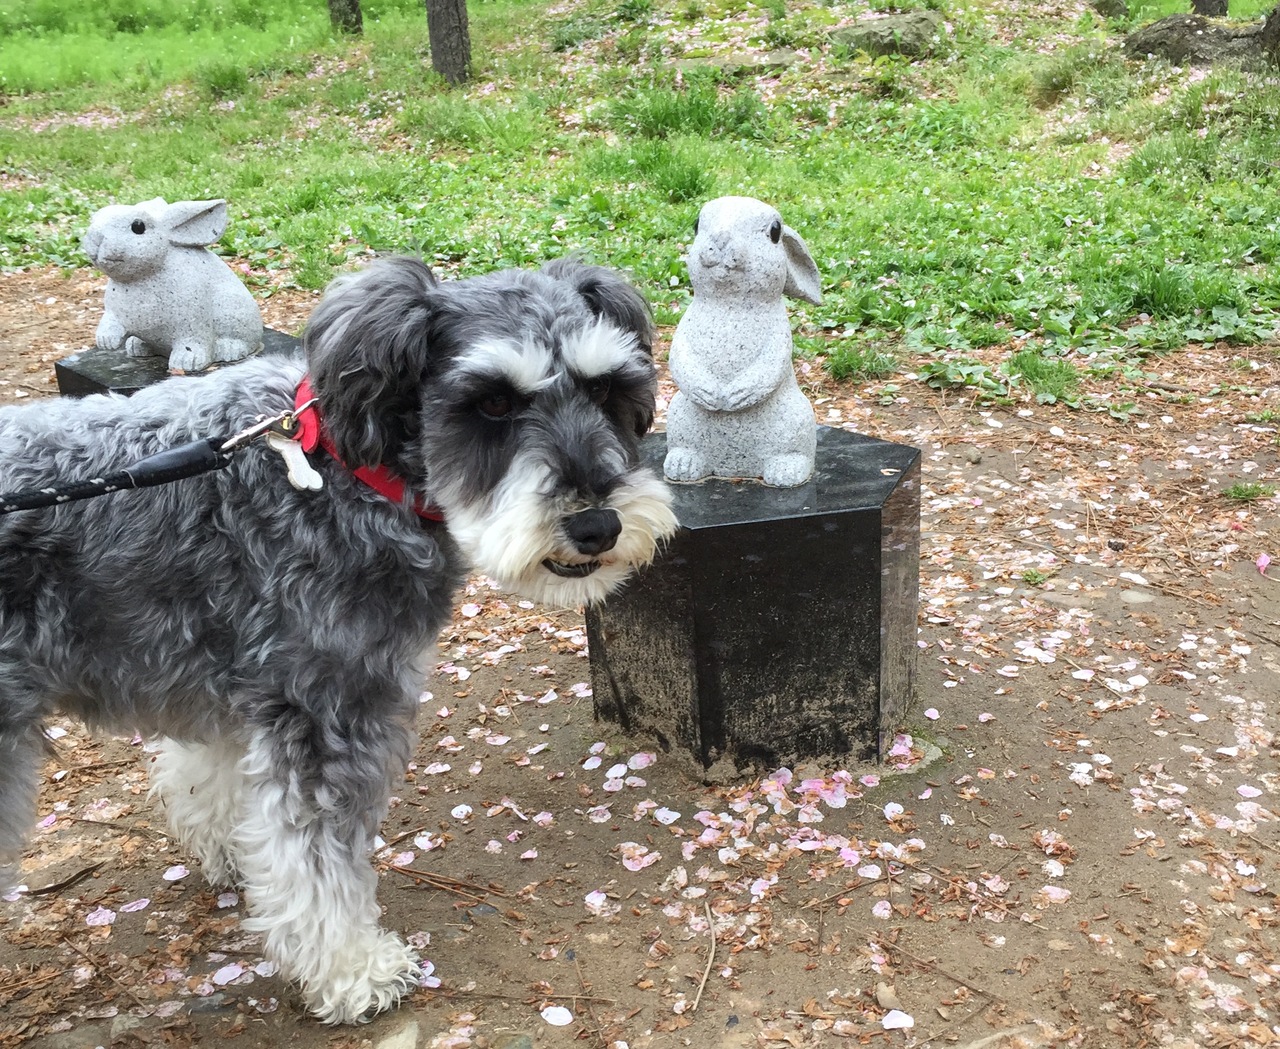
[55, 330, 301, 398]
[586, 426, 920, 773]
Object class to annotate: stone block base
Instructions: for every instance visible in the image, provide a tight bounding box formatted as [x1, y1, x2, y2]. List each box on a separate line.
[586, 426, 920, 771]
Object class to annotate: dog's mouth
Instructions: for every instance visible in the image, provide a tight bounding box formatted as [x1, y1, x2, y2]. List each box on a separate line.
[542, 558, 601, 578]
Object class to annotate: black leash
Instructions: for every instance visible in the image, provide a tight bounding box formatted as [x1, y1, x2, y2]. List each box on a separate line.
[0, 402, 316, 516]
[0, 437, 233, 515]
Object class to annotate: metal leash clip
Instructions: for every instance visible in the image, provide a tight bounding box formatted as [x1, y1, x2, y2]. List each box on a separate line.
[219, 408, 298, 454]
[219, 400, 325, 492]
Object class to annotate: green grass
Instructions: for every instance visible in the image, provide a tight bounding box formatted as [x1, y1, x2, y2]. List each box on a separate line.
[822, 342, 898, 382]
[1005, 349, 1082, 403]
[0, 0, 1277, 379]
[1222, 482, 1276, 502]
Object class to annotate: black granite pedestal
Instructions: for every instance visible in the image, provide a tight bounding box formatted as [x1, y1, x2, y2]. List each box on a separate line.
[54, 329, 301, 397]
[586, 426, 920, 771]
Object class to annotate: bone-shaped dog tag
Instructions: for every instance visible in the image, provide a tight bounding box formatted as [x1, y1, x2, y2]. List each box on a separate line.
[265, 432, 324, 491]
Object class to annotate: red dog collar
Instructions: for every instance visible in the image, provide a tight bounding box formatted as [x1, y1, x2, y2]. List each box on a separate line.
[294, 377, 444, 522]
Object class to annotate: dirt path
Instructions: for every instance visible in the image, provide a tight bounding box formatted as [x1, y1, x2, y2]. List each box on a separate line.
[1, 268, 1277, 1049]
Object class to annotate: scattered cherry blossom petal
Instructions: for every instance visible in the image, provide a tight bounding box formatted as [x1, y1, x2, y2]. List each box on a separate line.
[619, 842, 660, 871]
[212, 963, 246, 986]
[541, 1005, 574, 1026]
[881, 1009, 915, 1030]
[85, 906, 116, 927]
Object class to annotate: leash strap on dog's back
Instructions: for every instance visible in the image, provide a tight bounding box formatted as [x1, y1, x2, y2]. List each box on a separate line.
[0, 437, 233, 515]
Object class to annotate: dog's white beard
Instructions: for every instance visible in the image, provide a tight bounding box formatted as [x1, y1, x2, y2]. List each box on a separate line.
[442, 457, 678, 606]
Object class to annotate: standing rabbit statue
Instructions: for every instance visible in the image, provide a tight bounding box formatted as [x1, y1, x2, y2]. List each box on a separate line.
[664, 196, 823, 488]
[83, 198, 264, 373]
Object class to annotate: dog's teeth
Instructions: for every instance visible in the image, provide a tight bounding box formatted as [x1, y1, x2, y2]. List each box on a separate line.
[542, 559, 600, 579]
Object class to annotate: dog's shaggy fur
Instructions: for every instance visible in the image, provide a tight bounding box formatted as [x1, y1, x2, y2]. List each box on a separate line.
[0, 256, 677, 1023]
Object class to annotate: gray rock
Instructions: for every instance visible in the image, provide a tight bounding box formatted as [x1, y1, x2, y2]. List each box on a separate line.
[30, 1023, 112, 1049]
[82, 198, 264, 373]
[672, 50, 803, 75]
[493, 1035, 536, 1049]
[1123, 13, 1271, 66]
[831, 10, 943, 58]
[375, 1018, 420, 1049]
[1089, 0, 1128, 19]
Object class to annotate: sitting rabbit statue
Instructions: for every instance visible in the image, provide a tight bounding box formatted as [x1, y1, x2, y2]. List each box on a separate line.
[83, 198, 264, 373]
[664, 196, 823, 488]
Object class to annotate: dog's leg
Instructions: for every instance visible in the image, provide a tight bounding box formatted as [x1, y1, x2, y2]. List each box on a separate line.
[0, 716, 44, 894]
[148, 738, 245, 888]
[235, 722, 420, 1024]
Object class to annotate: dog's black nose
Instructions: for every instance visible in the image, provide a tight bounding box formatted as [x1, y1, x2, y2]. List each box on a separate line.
[565, 508, 622, 556]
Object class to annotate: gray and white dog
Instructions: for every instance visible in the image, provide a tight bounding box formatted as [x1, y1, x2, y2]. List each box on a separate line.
[0, 256, 677, 1023]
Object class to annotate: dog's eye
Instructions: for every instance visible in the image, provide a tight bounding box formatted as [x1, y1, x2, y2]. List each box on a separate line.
[131, 220, 146, 235]
[585, 376, 611, 405]
[768, 219, 782, 244]
[477, 394, 515, 420]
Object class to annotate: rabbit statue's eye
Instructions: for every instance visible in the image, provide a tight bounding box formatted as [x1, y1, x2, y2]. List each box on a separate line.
[693, 216, 700, 235]
[768, 219, 782, 244]
[130, 220, 146, 235]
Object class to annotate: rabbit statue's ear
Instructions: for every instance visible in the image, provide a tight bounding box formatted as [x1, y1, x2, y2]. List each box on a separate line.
[781, 225, 823, 305]
[161, 200, 228, 247]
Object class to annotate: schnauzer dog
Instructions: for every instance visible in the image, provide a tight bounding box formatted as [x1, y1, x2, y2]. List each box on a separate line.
[0, 256, 677, 1023]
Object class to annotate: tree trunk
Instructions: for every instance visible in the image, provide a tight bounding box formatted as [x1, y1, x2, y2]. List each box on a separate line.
[1190, 0, 1228, 15]
[329, 0, 363, 34]
[1262, 3, 1280, 64]
[425, 0, 471, 85]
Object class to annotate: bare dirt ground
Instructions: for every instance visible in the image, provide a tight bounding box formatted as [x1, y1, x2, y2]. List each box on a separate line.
[1, 267, 1277, 1049]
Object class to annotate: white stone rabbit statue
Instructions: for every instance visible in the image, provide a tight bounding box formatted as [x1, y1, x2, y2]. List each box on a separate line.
[83, 198, 263, 373]
[664, 196, 823, 488]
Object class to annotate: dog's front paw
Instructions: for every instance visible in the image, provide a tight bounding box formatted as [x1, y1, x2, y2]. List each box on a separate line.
[308, 932, 422, 1025]
[664, 447, 709, 483]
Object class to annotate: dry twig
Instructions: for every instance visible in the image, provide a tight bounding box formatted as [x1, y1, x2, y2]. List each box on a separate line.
[690, 901, 716, 1013]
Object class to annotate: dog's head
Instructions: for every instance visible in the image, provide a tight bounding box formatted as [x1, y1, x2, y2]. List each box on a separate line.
[303, 255, 678, 605]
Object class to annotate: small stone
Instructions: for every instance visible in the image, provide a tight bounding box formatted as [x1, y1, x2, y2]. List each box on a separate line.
[1118, 588, 1155, 605]
[375, 1019, 420, 1049]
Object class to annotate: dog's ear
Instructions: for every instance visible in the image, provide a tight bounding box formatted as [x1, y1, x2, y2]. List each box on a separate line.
[303, 256, 439, 471]
[541, 257, 659, 438]
[540, 257, 655, 358]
